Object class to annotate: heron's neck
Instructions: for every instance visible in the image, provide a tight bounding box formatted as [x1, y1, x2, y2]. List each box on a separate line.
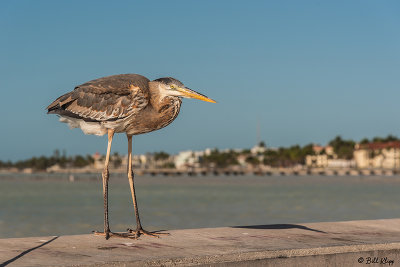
[148, 81, 181, 112]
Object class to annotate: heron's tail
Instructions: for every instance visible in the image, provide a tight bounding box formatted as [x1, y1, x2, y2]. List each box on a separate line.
[46, 92, 74, 114]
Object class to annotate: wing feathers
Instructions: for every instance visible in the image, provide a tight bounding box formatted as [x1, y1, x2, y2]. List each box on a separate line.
[47, 74, 150, 122]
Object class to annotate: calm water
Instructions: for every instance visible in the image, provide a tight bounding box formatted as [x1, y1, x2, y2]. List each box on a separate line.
[1, 173, 400, 238]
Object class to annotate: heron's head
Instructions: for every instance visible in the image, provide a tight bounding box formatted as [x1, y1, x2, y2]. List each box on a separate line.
[153, 77, 216, 103]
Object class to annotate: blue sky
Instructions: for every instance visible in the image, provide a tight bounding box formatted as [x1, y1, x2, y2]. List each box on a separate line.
[1, 1, 400, 161]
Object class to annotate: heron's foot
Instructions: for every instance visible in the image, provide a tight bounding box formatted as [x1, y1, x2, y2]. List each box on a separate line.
[93, 230, 138, 239]
[127, 227, 169, 239]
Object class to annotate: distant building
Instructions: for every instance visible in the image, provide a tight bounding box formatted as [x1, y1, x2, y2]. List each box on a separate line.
[22, 168, 34, 174]
[306, 145, 332, 168]
[312, 145, 324, 154]
[133, 155, 146, 168]
[306, 154, 328, 168]
[306, 145, 354, 168]
[236, 154, 247, 167]
[327, 159, 355, 168]
[92, 152, 129, 170]
[251, 143, 267, 155]
[311, 145, 334, 156]
[174, 150, 204, 169]
[354, 142, 400, 169]
[46, 164, 62, 172]
[92, 152, 103, 169]
[204, 148, 212, 156]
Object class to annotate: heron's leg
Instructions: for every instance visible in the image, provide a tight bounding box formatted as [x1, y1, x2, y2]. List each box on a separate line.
[95, 129, 114, 240]
[126, 135, 169, 238]
[127, 135, 142, 229]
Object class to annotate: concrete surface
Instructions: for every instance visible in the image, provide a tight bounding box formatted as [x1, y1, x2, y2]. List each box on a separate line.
[1, 219, 400, 266]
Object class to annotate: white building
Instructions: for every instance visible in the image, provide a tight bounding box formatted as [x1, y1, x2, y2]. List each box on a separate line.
[306, 154, 328, 168]
[305, 145, 354, 168]
[174, 150, 204, 169]
[251, 144, 267, 155]
[354, 142, 400, 169]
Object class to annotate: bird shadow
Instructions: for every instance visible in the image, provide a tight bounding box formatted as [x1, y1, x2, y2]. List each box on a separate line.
[0, 236, 59, 267]
[232, 224, 327, 234]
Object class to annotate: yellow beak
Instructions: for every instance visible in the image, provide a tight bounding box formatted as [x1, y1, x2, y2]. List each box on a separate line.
[177, 87, 217, 103]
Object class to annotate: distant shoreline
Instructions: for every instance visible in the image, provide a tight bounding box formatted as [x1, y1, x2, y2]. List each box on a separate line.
[2, 172, 400, 184]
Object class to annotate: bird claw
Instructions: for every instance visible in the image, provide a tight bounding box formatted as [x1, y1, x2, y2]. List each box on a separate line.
[127, 228, 170, 238]
[93, 230, 138, 239]
[93, 229, 169, 239]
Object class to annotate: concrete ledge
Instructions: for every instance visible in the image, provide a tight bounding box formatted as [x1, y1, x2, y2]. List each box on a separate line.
[1, 219, 400, 266]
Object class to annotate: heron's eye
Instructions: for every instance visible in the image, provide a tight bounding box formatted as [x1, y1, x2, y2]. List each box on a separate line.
[170, 85, 175, 89]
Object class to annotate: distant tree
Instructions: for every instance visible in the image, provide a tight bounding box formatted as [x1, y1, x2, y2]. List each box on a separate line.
[73, 155, 89, 168]
[241, 149, 251, 155]
[328, 136, 355, 160]
[36, 156, 50, 170]
[202, 149, 238, 168]
[263, 150, 279, 166]
[262, 144, 314, 167]
[372, 136, 384, 143]
[112, 152, 122, 168]
[58, 153, 68, 168]
[370, 135, 399, 143]
[0, 153, 90, 171]
[154, 151, 170, 161]
[13, 156, 53, 170]
[53, 149, 60, 160]
[383, 135, 399, 142]
[0, 160, 12, 168]
[245, 155, 259, 165]
[360, 138, 370, 145]
[162, 162, 175, 169]
[302, 144, 315, 156]
[86, 155, 94, 164]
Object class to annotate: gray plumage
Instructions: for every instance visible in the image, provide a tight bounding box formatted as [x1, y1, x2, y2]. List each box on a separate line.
[47, 74, 150, 122]
[46, 73, 215, 240]
[47, 74, 184, 136]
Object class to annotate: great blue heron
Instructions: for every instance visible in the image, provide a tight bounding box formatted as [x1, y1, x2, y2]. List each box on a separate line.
[47, 74, 216, 239]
